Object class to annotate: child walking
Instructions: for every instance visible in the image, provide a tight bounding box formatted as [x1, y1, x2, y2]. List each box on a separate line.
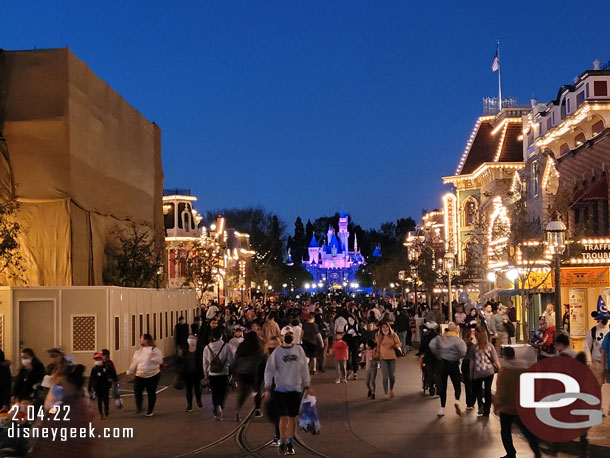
[332, 332, 348, 383]
[362, 340, 379, 399]
[88, 352, 113, 419]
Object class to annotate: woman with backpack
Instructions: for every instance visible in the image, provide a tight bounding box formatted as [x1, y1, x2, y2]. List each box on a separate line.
[469, 326, 500, 417]
[127, 334, 163, 417]
[232, 332, 264, 421]
[203, 326, 234, 421]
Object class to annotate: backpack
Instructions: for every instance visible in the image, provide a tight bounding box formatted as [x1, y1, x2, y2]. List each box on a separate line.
[208, 342, 227, 373]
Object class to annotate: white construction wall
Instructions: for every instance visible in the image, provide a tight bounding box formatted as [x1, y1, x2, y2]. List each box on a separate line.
[0, 286, 198, 374]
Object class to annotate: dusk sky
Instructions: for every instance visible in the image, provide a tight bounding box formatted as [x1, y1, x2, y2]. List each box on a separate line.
[3, 1, 610, 229]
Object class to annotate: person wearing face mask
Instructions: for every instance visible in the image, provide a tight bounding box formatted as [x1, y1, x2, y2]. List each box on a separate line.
[586, 296, 610, 415]
[263, 326, 313, 455]
[127, 334, 163, 417]
[13, 348, 45, 409]
[88, 352, 113, 419]
[179, 334, 203, 412]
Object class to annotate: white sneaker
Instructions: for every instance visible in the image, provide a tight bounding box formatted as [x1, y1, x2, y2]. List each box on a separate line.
[335, 379, 341, 384]
[438, 407, 445, 416]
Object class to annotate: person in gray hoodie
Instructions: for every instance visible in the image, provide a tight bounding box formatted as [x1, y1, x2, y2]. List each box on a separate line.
[429, 322, 467, 417]
[263, 326, 313, 455]
[203, 326, 234, 421]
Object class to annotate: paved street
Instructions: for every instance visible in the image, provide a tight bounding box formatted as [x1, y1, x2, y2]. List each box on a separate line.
[89, 355, 602, 458]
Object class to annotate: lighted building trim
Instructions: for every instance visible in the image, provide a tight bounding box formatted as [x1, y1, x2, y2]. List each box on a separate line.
[535, 101, 610, 147]
[493, 122, 510, 162]
[163, 195, 198, 202]
[455, 116, 496, 175]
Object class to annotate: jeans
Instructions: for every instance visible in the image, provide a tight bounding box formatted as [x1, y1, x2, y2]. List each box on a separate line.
[209, 375, 229, 409]
[366, 366, 378, 393]
[336, 360, 347, 380]
[236, 372, 261, 410]
[184, 372, 202, 408]
[439, 359, 461, 408]
[472, 374, 494, 414]
[134, 373, 161, 414]
[397, 331, 407, 354]
[379, 359, 396, 394]
[500, 412, 540, 457]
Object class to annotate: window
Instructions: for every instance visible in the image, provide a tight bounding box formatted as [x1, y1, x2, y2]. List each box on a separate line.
[560, 143, 570, 155]
[163, 202, 175, 230]
[594, 81, 608, 97]
[114, 316, 120, 351]
[531, 162, 540, 197]
[547, 117, 552, 131]
[131, 315, 136, 346]
[592, 120, 605, 136]
[560, 99, 567, 120]
[139, 314, 143, 339]
[551, 111, 555, 126]
[153, 313, 157, 340]
[165, 312, 168, 338]
[575, 132, 586, 146]
[577, 91, 585, 107]
[586, 82, 590, 98]
[169, 250, 176, 279]
[146, 314, 150, 334]
[171, 311, 174, 336]
[463, 198, 477, 226]
[177, 203, 186, 229]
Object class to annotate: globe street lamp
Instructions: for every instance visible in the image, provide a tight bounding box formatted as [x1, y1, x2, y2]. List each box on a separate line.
[546, 213, 567, 330]
[444, 252, 455, 322]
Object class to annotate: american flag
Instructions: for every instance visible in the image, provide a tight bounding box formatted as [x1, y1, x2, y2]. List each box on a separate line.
[491, 46, 499, 72]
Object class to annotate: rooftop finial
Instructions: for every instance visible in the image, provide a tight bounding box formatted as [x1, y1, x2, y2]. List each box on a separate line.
[593, 59, 601, 70]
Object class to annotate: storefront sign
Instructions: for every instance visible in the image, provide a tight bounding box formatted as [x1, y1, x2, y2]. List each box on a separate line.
[579, 242, 610, 261]
[443, 193, 458, 254]
[560, 267, 609, 288]
[568, 288, 587, 337]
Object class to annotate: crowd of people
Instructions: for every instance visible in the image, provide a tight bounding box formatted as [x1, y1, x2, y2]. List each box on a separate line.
[0, 292, 609, 457]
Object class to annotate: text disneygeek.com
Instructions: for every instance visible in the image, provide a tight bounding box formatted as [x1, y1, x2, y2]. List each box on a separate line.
[7, 423, 134, 441]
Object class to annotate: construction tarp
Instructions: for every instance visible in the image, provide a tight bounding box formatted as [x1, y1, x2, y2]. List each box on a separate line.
[0, 48, 164, 286]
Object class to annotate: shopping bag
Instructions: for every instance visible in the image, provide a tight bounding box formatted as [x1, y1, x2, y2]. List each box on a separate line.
[112, 383, 123, 409]
[298, 394, 320, 435]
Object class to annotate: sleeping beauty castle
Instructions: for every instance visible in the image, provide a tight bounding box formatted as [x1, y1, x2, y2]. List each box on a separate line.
[302, 210, 366, 288]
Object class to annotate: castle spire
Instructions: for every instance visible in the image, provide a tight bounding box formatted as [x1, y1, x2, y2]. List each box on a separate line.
[354, 232, 358, 253]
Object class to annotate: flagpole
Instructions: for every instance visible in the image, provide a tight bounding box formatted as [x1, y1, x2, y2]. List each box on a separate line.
[497, 39, 502, 112]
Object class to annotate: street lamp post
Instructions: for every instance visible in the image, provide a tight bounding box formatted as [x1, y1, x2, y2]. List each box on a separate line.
[263, 279, 269, 303]
[546, 213, 567, 330]
[444, 252, 455, 323]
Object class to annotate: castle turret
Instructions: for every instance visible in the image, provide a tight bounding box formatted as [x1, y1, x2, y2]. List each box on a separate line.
[307, 235, 320, 263]
[338, 209, 349, 253]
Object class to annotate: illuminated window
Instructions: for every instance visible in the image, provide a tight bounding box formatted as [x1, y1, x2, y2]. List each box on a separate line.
[531, 162, 540, 197]
[575, 132, 586, 146]
[592, 120, 605, 136]
[163, 203, 175, 230]
[559, 143, 570, 155]
[463, 198, 477, 226]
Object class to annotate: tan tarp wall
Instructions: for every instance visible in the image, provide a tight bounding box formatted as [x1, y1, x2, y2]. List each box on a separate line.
[0, 48, 164, 286]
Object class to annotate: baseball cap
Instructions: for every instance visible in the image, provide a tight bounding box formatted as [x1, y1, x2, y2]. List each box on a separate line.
[93, 352, 104, 359]
[280, 326, 294, 336]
